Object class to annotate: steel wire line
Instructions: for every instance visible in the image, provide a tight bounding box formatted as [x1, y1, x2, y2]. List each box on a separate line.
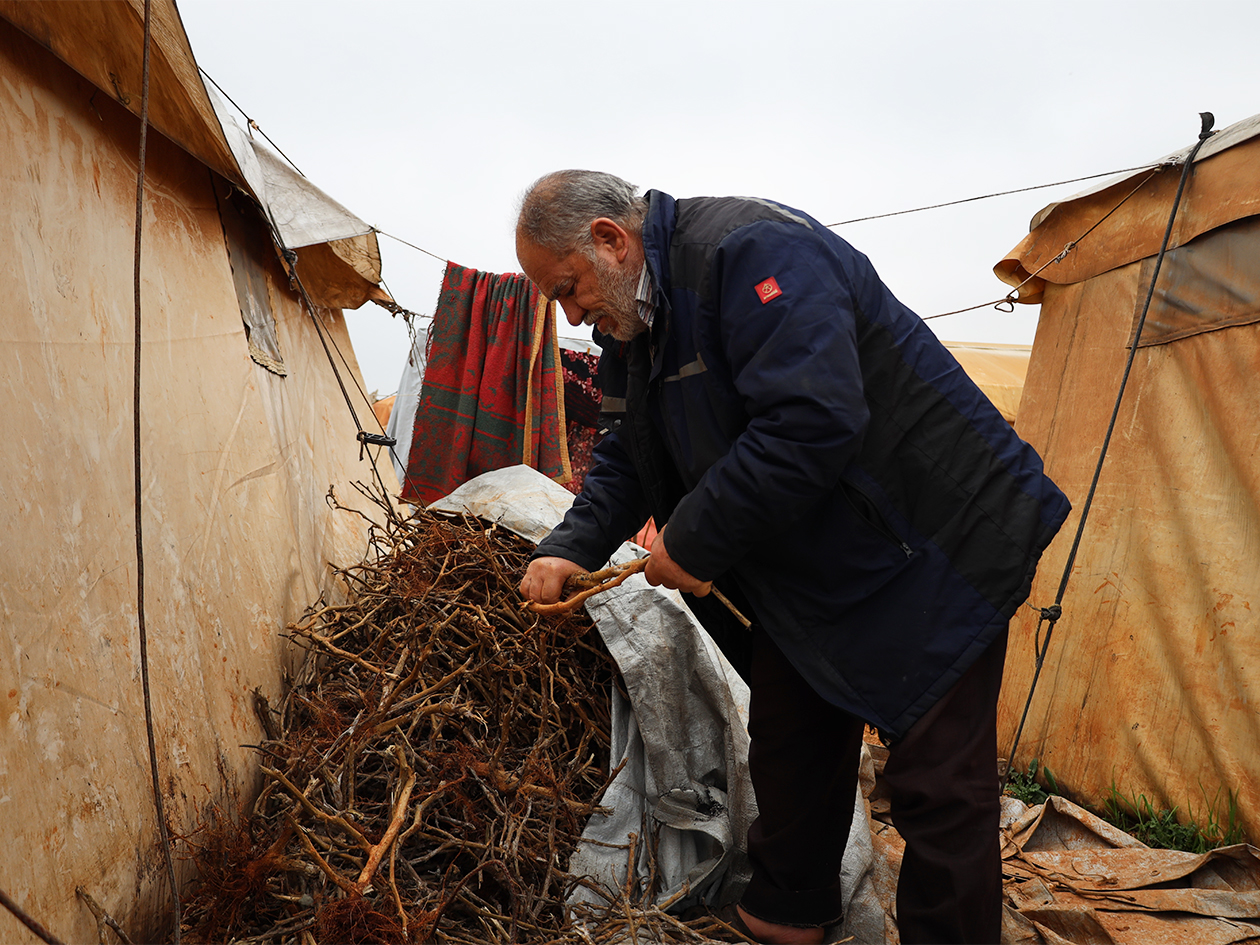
[825, 165, 1156, 228]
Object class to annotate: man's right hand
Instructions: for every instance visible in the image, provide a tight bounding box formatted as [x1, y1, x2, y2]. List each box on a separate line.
[520, 556, 588, 604]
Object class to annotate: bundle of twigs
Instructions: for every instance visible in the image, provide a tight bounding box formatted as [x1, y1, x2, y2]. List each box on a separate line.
[181, 483, 744, 945]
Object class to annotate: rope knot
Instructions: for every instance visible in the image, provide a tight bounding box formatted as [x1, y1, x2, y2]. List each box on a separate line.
[1039, 604, 1062, 623]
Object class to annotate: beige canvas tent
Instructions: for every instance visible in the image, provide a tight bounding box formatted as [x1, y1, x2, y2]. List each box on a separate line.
[994, 112, 1260, 838]
[940, 340, 1029, 424]
[0, 2, 397, 940]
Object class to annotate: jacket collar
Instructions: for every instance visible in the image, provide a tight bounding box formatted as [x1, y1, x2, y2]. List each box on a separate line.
[640, 190, 679, 379]
[596, 191, 677, 370]
[641, 189, 676, 314]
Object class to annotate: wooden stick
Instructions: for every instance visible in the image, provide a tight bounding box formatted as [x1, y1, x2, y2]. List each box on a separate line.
[75, 888, 132, 945]
[527, 559, 648, 615]
[355, 747, 417, 891]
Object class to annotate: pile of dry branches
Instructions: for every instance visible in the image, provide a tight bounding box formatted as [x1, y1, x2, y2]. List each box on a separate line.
[181, 485, 743, 944]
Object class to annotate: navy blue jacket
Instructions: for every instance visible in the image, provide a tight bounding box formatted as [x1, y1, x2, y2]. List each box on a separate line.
[537, 190, 1070, 739]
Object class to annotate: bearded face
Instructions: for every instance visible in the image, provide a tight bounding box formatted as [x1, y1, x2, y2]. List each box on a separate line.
[589, 252, 646, 342]
[516, 227, 649, 343]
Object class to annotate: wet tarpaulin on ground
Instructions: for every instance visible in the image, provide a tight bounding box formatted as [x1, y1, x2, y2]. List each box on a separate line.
[1001, 796, 1260, 945]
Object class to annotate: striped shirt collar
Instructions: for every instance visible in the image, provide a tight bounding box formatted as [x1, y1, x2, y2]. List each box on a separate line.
[635, 262, 655, 329]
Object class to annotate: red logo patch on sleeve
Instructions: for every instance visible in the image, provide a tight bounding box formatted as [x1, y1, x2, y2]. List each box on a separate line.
[755, 276, 783, 304]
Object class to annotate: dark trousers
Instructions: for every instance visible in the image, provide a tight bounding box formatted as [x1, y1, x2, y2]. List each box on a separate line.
[739, 626, 1008, 944]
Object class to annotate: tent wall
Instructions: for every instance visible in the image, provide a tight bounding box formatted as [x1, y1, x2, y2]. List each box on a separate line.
[998, 241, 1260, 838]
[0, 0, 243, 185]
[0, 19, 389, 942]
[939, 341, 1029, 424]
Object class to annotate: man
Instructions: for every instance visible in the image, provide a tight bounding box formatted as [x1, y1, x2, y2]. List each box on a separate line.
[516, 170, 1070, 944]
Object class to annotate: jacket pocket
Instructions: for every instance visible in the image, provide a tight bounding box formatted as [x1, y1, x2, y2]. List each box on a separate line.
[840, 477, 913, 558]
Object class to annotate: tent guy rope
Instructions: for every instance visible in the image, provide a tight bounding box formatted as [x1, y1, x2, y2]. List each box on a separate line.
[823, 165, 1157, 228]
[923, 166, 1164, 321]
[0, 886, 63, 945]
[131, 0, 183, 938]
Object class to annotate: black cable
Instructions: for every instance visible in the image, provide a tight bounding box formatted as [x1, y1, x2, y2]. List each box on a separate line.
[270, 243, 398, 499]
[1003, 113, 1217, 788]
[200, 77, 1178, 339]
[197, 67, 305, 177]
[132, 0, 182, 938]
[923, 167, 1161, 323]
[133, 1, 182, 938]
[200, 60, 1165, 261]
[196, 66, 1177, 301]
[375, 228, 447, 264]
[826, 164, 1158, 228]
[0, 887, 63, 945]
[373, 168, 1166, 270]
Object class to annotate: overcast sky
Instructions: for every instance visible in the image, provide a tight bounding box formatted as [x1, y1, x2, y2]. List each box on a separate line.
[176, 0, 1260, 397]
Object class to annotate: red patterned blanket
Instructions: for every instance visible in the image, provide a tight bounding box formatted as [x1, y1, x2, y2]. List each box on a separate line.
[401, 262, 569, 504]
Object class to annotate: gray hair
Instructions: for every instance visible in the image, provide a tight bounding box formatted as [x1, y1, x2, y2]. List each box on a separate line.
[517, 170, 648, 256]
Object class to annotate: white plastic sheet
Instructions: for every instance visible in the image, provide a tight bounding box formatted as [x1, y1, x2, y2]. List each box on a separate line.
[206, 84, 373, 249]
[385, 327, 431, 488]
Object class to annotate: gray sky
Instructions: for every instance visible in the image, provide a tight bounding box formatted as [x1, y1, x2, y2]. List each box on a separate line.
[176, 0, 1260, 396]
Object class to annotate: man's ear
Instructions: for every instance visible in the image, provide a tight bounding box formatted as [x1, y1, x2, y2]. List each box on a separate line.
[590, 217, 631, 263]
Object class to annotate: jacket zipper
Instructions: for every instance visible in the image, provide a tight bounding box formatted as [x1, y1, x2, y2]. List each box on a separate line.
[841, 479, 913, 558]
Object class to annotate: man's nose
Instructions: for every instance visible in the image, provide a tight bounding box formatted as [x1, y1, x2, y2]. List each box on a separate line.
[558, 298, 586, 327]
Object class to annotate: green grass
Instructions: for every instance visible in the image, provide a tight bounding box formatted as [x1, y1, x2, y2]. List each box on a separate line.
[1004, 758, 1059, 807]
[1003, 759, 1247, 853]
[1102, 782, 1246, 854]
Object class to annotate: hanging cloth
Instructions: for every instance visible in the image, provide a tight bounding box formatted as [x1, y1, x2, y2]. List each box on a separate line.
[559, 345, 603, 495]
[401, 262, 570, 505]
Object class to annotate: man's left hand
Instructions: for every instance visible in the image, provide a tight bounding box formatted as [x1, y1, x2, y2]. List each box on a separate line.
[646, 526, 712, 597]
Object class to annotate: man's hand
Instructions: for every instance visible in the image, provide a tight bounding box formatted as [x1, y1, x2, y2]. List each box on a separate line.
[646, 526, 711, 597]
[520, 556, 588, 604]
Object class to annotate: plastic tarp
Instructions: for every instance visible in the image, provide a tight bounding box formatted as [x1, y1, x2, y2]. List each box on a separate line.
[430, 465, 889, 942]
[1001, 796, 1260, 945]
[205, 82, 386, 309]
[385, 326, 432, 492]
[208, 84, 371, 250]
